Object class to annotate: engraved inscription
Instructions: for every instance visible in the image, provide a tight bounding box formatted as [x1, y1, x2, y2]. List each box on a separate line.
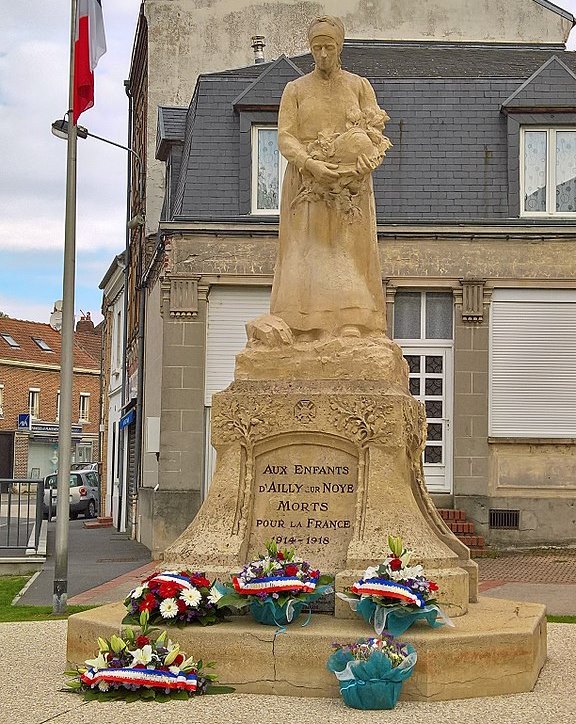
[249, 442, 358, 569]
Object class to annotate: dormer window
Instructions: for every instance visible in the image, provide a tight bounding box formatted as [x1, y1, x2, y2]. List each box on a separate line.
[251, 125, 286, 214]
[0, 333, 19, 348]
[521, 128, 576, 216]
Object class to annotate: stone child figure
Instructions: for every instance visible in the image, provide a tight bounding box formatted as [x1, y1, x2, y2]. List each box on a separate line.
[269, 15, 392, 341]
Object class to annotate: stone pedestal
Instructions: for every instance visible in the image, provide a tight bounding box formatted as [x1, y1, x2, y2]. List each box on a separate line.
[67, 334, 545, 702]
[164, 336, 474, 618]
[67, 597, 547, 700]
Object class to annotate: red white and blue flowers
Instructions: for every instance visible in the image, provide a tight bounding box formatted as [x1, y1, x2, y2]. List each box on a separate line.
[65, 611, 220, 701]
[124, 570, 226, 626]
[338, 535, 452, 636]
[216, 540, 333, 625]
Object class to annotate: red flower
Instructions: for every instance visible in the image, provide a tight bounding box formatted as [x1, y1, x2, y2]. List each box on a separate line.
[138, 593, 157, 611]
[159, 582, 180, 599]
[176, 598, 187, 612]
[135, 635, 150, 648]
[389, 556, 403, 571]
[173, 653, 184, 666]
[277, 551, 285, 561]
[429, 581, 439, 592]
[284, 564, 298, 576]
[310, 570, 320, 579]
[190, 575, 211, 589]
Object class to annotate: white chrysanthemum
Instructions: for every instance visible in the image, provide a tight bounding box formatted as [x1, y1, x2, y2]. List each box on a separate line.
[98, 680, 110, 692]
[159, 597, 179, 618]
[180, 587, 202, 608]
[130, 585, 144, 599]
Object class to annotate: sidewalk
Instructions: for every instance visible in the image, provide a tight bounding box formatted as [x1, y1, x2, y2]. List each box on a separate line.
[15, 520, 152, 606]
[477, 548, 576, 616]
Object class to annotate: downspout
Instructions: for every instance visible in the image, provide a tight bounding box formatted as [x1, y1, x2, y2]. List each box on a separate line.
[132, 231, 165, 541]
[118, 77, 134, 532]
[97, 304, 106, 515]
[132, 255, 146, 540]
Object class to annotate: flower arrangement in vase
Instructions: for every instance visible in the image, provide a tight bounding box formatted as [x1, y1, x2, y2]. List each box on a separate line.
[215, 540, 333, 626]
[337, 535, 453, 635]
[65, 611, 230, 701]
[123, 570, 226, 627]
[327, 635, 417, 710]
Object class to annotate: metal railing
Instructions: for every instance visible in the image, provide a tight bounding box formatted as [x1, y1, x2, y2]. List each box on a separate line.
[0, 479, 43, 554]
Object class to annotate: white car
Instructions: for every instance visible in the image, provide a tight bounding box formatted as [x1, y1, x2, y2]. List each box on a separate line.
[43, 470, 100, 520]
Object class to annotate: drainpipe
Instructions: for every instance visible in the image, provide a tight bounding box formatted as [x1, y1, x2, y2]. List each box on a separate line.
[118, 77, 134, 533]
[132, 259, 146, 540]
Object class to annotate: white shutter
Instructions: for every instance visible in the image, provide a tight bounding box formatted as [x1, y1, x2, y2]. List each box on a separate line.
[204, 286, 271, 405]
[490, 291, 576, 437]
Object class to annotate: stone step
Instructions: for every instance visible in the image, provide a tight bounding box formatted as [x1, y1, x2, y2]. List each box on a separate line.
[436, 508, 486, 555]
[83, 516, 114, 529]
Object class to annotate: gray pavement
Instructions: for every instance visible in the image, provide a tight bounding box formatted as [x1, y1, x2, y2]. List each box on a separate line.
[1, 620, 575, 724]
[477, 549, 576, 616]
[15, 520, 151, 606]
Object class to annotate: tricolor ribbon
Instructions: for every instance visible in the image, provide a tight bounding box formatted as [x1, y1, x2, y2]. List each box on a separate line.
[350, 578, 426, 608]
[80, 666, 198, 691]
[147, 573, 195, 591]
[232, 574, 318, 595]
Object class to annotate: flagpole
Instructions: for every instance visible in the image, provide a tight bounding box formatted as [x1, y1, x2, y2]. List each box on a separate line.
[53, 0, 79, 614]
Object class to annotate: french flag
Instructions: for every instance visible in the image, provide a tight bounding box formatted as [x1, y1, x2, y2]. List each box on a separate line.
[73, 0, 107, 123]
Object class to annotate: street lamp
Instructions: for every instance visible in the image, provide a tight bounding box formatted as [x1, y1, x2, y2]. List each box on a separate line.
[51, 118, 142, 172]
[52, 114, 143, 592]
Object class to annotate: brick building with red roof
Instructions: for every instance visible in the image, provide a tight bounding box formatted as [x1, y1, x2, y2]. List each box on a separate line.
[0, 315, 101, 480]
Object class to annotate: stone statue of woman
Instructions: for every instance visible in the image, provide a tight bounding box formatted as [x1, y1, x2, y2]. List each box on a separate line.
[269, 15, 392, 342]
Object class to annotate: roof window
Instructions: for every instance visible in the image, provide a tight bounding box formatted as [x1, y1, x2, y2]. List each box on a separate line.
[0, 333, 20, 348]
[32, 337, 53, 352]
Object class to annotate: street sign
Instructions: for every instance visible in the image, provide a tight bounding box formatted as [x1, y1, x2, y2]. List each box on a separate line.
[17, 413, 31, 430]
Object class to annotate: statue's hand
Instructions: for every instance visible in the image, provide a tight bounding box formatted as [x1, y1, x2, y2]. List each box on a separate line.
[305, 158, 340, 184]
[355, 153, 378, 176]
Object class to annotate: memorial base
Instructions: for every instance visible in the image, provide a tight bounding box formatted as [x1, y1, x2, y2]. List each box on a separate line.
[67, 596, 546, 701]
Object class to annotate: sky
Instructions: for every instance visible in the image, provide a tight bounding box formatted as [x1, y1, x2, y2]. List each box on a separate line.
[1, 1, 576, 325]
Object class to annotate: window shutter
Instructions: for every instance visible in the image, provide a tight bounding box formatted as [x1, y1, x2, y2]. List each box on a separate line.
[490, 293, 576, 437]
[205, 286, 271, 405]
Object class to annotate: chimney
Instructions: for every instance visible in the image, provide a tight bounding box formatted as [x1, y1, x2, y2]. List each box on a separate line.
[251, 35, 266, 64]
[76, 311, 95, 333]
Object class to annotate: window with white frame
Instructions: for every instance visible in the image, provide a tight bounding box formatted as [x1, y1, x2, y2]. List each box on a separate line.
[0, 384, 4, 418]
[393, 291, 454, 341]
[28, 388, 40, 419]
[79, 393, 90, 422]
[521, 128, 576, 216]
[490, 289, 576, 437]
[251, 126, 286, 214]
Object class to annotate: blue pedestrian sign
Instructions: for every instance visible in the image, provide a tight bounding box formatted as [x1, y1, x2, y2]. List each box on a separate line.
[18, 413, 31, 430]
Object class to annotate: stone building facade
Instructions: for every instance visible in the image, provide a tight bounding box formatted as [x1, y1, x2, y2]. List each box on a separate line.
[120, 0, 576, 554]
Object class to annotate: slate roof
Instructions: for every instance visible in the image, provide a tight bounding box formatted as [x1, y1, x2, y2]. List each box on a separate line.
[160, 41, 576, 224]
[0, 318, 100, 370]
[217, 41, 576, 80]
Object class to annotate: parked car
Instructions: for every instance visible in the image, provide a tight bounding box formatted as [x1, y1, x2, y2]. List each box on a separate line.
[43, 470, 100, 520]
[70, 462, 99, 473]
